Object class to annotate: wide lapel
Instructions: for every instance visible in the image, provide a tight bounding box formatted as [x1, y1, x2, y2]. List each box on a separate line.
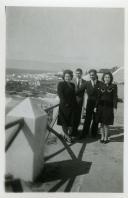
[95, 80, 100, 89]
[88, 80, 95, 95]
[81, 79, 84, 86]
[89, 80, 94, 89]
[77, 78, 83, 89]
[80, 79, 85, 89]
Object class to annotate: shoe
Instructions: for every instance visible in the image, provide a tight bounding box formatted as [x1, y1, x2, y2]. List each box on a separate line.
[63, 136, 73, 143]
[71, 136, 78, 140]
[104, 139, 110, 144]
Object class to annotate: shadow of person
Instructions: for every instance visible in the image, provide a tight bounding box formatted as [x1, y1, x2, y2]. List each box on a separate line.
[76, 129, 101, 144]
[37, 159, 92, 183]
[36, 152, 92, 192]
[110, 135, 124, 142]
[34, 127, 92, 192]
[109, 126, 123, 136]
[109, 126, 124, 142]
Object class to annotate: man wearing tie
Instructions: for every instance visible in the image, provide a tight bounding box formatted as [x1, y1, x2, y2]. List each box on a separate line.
[73, 68, 86, 137]
[82, 69, 101, 138]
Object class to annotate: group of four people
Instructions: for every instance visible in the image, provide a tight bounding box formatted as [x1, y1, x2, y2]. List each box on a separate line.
[57, 68, 118, 144]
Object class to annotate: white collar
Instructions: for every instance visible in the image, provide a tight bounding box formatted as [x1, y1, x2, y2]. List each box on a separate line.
[76, 78, 82, 83]
[91, 79, 97, 86]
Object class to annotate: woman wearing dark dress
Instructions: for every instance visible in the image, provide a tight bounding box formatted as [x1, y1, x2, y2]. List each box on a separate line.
[95, 72, 118, 143]
[57, 70, 77, 142]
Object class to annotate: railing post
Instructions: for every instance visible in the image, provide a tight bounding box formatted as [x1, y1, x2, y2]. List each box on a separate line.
[6, 97, 48, 182]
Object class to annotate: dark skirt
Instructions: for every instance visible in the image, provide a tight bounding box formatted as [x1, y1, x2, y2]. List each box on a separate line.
[57, 104, 76, 127]
[96, 101, 114, 125]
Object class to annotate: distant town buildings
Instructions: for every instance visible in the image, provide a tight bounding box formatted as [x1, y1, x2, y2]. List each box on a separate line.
[6, 71, 60, 98]
[6, 66, 123, 99]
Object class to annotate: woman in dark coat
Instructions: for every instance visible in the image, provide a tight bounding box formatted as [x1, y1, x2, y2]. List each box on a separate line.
[57, 70, 77, 142]
[95, 72, 118, 143]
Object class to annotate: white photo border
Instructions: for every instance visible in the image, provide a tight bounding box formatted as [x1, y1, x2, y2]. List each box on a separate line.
[0, 0, 128, 197]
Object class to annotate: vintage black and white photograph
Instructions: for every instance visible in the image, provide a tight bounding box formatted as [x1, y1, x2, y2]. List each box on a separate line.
[5, 6, 124, 193]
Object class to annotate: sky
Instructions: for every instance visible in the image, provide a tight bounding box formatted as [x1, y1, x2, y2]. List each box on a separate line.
[6, 7, 124, 71]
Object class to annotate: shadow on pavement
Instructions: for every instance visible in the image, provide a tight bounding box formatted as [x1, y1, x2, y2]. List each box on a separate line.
[109, 126, 123, 136]
[35, 127, 92, 192]
[41, 160, 90, 182]
[109, 126, 124, 142]
[110, 135, 124, 142]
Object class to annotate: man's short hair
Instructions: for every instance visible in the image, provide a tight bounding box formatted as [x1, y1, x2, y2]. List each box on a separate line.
[88, 69, 97, 75]
[76, 68, 83, 74]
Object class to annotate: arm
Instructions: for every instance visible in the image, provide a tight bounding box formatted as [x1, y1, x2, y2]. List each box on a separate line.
[95, 86, 102, 109]
[57, 82, 66, 104]
[113, 84, 118, 109]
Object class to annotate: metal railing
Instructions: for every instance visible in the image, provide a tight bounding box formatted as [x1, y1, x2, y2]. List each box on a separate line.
[5, 100, 59, 192]
[45, 103, 59, 140]
[5, 118, 24, 152]
[5, 103, 59, 152]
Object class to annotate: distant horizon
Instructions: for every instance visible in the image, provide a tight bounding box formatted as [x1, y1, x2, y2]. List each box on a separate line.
[6, 64, 122, 74]
[6, 58, 123, 73]
[6, 67, 57, 73]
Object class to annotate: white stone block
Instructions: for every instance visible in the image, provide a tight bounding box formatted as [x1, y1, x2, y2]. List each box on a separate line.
[6, 98, 48, 181]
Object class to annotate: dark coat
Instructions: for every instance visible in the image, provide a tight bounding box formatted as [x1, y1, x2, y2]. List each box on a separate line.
[85, 80, 101, 102]
[75, 80, 101, 102]
[82, 80, 102, 136]
[73, 78, 86, 129]
[74, 78, 86, 105]
[57, 81, 77, 127]
[95, 82, 118, 125]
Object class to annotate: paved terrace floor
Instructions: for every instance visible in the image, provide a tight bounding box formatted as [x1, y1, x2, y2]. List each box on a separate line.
[20, 103, 123, 193]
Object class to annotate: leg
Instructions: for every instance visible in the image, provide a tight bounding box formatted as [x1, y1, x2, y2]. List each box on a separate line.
[104, 124, 109, 143]
[91, 112, 99, 137]
[72, 125, 78, 137]
[100, 123, 105, 142]
[82, 100, 94, 138]
[82, 110, 92, 137]
[62, 126, 69, 137]
[62, 126, 73, 143]
[72, 114, 79, 137]
[72, 104, 83, 137]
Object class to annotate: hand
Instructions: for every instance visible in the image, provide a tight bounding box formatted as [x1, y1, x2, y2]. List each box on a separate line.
[68, 127, 73, 135]
[94, 107, 97, 113]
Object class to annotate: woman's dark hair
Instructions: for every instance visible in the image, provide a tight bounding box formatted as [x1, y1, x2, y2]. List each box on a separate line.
[62, 69, 73, 80]
[102, 72, 113, 84]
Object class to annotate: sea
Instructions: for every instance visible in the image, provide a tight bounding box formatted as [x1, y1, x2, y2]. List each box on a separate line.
[6, 68, 56, 75]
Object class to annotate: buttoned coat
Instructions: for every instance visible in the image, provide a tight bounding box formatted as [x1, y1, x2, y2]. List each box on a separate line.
[57, 81, 77, 127]
[95, 82, 118, 125]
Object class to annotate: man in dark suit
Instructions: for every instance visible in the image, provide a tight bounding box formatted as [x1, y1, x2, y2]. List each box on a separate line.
[73, 68, 86, 136]
[82, 69, 101, 138]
